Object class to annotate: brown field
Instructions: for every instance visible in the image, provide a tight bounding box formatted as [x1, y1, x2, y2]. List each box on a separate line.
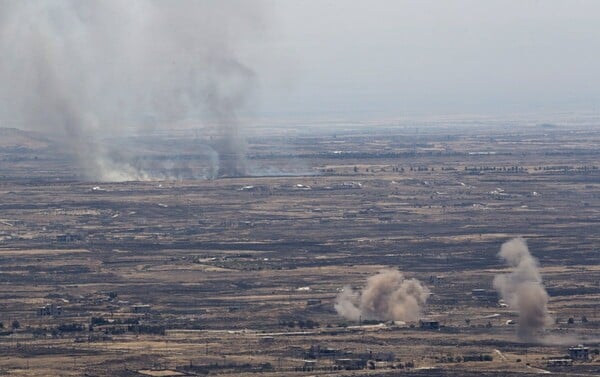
[0, 119, 599, 376]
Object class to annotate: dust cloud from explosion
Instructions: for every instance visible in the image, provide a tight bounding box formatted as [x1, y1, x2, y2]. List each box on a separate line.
[493, 238, 552, 340]
[335, 239, 553, 337]
[335, 269, 430, 322]
[0, 1, 264, 180]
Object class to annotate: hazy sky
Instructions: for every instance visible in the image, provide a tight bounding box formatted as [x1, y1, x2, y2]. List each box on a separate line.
[252, 0, 600, 119]
[1, 0, 599, 125]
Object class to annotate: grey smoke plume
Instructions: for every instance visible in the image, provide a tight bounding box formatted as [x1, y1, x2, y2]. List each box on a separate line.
[335, 269, 430, 322]
[0, 0, 264, 180]
[493, 238, 552, 340]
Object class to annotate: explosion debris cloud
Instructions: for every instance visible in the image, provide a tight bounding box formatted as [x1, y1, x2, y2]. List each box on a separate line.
[335, 269, 430, 322]
[493, 238, 552, 340]
[0, 0, 264, 180]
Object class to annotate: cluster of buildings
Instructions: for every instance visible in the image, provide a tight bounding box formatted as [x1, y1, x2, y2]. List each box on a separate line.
[37, 303, 62, 316]
[547, 345, 590, 366]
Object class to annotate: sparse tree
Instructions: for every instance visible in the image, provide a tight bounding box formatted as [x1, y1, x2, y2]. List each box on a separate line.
[11, 320, 20, 329]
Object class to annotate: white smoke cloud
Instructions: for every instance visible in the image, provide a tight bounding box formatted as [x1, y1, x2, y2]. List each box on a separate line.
[0, 0, 265, 180]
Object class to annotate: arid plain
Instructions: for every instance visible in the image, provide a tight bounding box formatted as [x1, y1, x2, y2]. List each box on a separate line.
[0, 119, 599, 376]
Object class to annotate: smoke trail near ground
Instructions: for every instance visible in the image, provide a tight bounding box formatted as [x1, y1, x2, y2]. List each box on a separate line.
[493, 238, 552, 340]
[0, 0, 264, 180]
[335, 269, 430, 322]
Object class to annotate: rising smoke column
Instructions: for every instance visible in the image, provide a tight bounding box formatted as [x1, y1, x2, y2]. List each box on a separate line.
[335, 269, 430, 322]
[493, 238, 552, 340]
[0, 0, 264, 180]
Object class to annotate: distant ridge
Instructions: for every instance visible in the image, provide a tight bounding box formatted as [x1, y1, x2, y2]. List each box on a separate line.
[0, 127, 52, 149]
